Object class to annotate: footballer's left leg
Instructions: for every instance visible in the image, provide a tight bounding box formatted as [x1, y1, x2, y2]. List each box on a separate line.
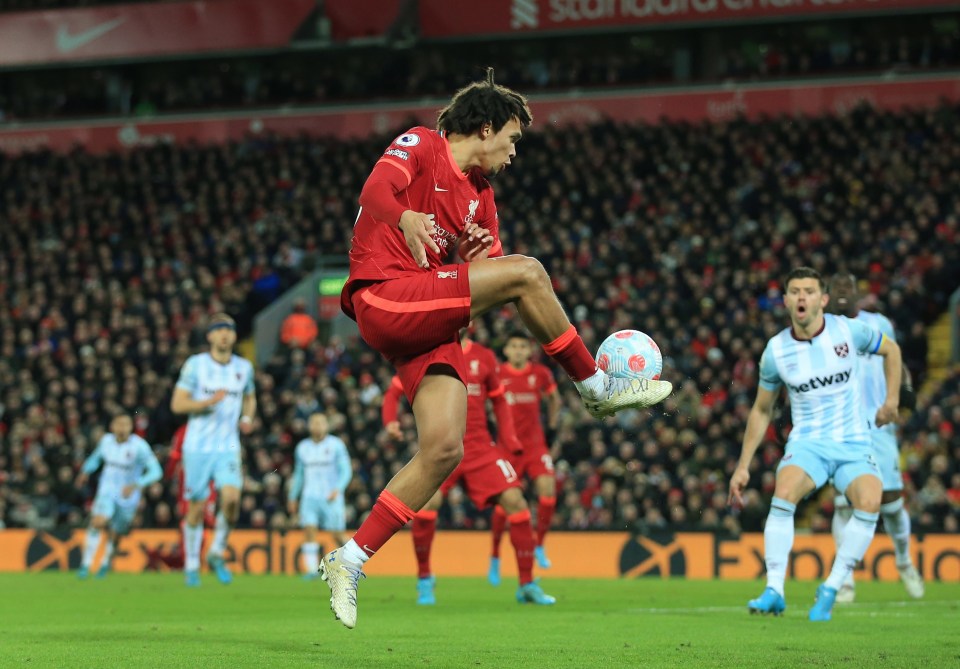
[208, 456, 242, 584]
[812, 471, 881, 622]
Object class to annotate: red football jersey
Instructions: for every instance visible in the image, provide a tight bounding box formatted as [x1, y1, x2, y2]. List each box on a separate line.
[462, 340, 504, 452]
[500, 362, 556, 449]
[347, 127, 503, 285]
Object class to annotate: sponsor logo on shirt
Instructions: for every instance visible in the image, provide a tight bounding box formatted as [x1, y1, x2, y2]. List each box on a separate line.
[384, 148, 409, 160]
[786, 369, 852, 394]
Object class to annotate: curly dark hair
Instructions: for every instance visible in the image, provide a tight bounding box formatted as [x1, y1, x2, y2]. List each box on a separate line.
[437, 68, 533, 135]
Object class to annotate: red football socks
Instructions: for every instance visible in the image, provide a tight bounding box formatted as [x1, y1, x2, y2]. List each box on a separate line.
[508, 510, 535, 586]
[490, 505, 508, 558]
[536, 496, 556, 547]
[352, 490, 415, 558]
[412, 510, 437, 579]
[543, 325, 597, 381]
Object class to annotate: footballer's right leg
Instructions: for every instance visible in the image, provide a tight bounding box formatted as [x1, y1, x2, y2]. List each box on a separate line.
[467, 256, 672, 415]
[488, 505, 508, 586]
[322, 372, 465, 628]
[412, 491, 442, 605]
[301, 522, 320, 580]
[182, 454, 216, 587]
[748, 464, 816, 615]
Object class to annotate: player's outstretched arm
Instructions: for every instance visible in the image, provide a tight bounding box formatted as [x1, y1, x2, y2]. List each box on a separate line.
[729, 386, 777, 507]
[875, 337, 903, 427]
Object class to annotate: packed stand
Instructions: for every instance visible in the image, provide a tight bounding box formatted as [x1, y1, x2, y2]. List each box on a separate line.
[1, 101, 959, 536]
[1, 13, 959, 122]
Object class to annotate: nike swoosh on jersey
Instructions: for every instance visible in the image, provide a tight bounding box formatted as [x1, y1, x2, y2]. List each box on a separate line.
[56, 18, 126, 53]
[434, 185, 448, 192]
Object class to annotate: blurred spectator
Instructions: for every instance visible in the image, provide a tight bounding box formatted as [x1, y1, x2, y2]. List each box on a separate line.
[280, 299, 318, 349]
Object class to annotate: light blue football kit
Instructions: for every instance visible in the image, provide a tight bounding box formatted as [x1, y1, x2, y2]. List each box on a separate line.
[853, 310, 902, 491]
[175, 352, 255, 500]
[289, 435, 352, 530]
[81, 433, 162, 533]
[759, 314, 884, 494]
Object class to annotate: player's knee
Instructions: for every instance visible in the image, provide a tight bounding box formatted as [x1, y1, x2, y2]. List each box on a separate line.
[499, 488, 527, 514]
[854, 495, 881, 514]
[425, 438, 463, 478]
[515, 256, 550, 293]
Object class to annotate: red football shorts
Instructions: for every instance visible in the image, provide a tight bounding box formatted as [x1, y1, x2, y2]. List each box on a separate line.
[509, 444, 555, 480]
[350, 265, 472, 401]
[441, 441, 521, 510]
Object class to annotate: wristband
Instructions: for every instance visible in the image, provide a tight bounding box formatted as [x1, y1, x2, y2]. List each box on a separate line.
[240, 416, 253, 425]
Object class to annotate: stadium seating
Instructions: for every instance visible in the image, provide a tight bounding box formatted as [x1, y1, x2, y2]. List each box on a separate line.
[1, 21, 958, 121]
[0, 102, 958, 534]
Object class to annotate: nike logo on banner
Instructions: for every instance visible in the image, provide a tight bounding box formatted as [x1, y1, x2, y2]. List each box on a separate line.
[434, 185, 448, 192]
[56, 18, 126, 53]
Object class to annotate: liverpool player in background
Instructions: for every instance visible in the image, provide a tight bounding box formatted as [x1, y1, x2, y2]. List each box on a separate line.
[323, 69, 672, 628]
[382, 329, 555, 607]
[489, 330, 562, 584]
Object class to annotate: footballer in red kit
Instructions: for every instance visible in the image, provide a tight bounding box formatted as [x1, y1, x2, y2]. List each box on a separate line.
[322, 70, 672, 629]
[489, 331, 562, 582]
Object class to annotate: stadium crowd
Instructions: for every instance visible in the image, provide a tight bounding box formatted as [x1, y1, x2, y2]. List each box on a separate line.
[1, 101, 959, 538]
[1, 14, 958, 122]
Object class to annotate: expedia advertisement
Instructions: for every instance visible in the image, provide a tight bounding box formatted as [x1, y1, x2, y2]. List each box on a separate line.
[3, 530, 958, 581]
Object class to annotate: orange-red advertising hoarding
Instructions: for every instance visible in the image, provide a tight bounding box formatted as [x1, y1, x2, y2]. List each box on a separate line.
[3, 530, 957, 582]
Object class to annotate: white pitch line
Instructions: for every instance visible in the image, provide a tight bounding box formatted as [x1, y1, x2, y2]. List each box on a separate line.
[626, 600, 959, 615]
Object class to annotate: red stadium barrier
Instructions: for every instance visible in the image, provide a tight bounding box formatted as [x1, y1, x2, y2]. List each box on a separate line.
[420, 0, 960, 38]
[4, 529, 958, 581]
[1, 76, 958, 156]
[0, 0, 315, 66]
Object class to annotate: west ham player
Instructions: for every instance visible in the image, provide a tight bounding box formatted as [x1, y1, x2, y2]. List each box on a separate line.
[288, 412, 352, 579]
[729, 267, 901, 622]
[382, 331, 554, 606]
[76, 413, 162, 579]
[489, 330, 561, 584]
[828, 273, 923, 601]
[170, 313, 256, 587]
[323, 70, 670, 628]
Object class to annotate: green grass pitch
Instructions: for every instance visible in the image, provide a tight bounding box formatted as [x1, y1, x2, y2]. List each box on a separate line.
[1, 573, 956, 668]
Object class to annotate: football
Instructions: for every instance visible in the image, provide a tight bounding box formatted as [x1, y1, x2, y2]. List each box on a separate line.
[595, 330, 663, 381]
